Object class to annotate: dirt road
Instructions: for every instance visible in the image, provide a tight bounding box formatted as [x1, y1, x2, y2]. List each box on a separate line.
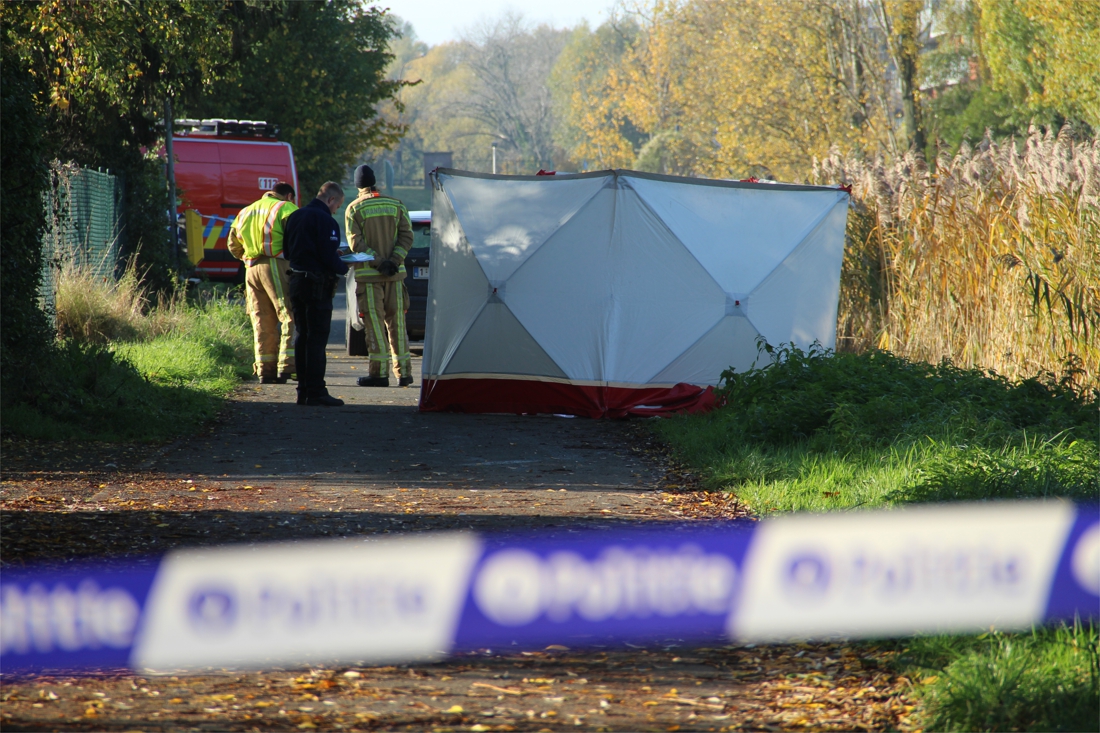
[150, 351, 671, 524]
[0, 299, 914, 730]
[150, 288, 672, 523]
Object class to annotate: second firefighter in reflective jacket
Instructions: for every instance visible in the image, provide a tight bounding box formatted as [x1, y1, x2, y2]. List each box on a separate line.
[345, 165, 414, 387]
[227, 182, 298, 383]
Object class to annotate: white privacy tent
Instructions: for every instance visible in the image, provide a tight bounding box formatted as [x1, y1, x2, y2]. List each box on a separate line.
[420, 169, 849, 417]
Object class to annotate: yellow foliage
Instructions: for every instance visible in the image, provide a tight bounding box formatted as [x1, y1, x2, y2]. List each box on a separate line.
[559, 0, 895, 179]
[398, 43, 485, 169]
[684, 0, 895, 179]
[552, 23, 640, 169]
[980, 0, 1100, 127]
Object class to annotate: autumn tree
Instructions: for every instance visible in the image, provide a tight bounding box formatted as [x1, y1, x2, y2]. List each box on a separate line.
[2, 0, 238, 289]
[370, 18, 430, 184]
[387, 16, 571, 175]
[551, 20, 642, 170]
[192, 0, 404, 194]
[387, 18, 431, 77]
[684, 0, 897, 178]
[391, 1, 1097, 186]
[875, 0, 928, 156]
[979, 0, 1100, 129]
[452, 16, 571, 172]
[559, 0, 896, 180]
[553, 1, 709, 174]
[387, 42, 482, 172]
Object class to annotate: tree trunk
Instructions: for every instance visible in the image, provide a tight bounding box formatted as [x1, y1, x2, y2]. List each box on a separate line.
[881, 0, 927, 158]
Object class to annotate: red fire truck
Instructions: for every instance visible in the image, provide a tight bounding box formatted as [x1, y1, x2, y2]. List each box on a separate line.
[172, 119, 299, 281]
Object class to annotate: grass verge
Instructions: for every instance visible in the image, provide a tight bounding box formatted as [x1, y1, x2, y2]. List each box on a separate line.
[900, 622, 1099, 732]
[652, 343, 1099, 731]
[3, 289, 250, 442]
[656, 344, 1098, 513]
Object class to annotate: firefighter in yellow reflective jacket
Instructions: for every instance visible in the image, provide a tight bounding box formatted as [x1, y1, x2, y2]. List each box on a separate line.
[345, 165, 414, 387]
[227, 182, 299, 383]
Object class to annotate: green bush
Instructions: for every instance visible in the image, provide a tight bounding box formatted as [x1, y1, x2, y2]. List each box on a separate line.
[0, 48, 53, 407]
[654, 344, 1098, 513]
[646, 345, 1095, 510]
[714, 342, 1096, 449]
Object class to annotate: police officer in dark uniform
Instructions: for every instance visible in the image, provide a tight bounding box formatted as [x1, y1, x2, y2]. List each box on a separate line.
[283, 181, 348, 406]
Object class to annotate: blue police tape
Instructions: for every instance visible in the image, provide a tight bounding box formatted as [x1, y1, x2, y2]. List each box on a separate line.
[2, 501, 1097, 674]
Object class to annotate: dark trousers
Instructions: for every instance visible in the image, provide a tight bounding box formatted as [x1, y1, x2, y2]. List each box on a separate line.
[289, 274, 334, 399]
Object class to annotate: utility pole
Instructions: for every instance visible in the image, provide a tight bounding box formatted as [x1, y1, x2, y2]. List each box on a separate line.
[164, 98, 179, 270]
[384, 159, 395, 195]
[491, 142, 498, 175]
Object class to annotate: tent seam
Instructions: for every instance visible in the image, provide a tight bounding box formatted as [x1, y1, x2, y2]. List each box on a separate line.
[494, 175, 616, 285]
[640, 311, 729, 384]
[744, 201, 847, 343]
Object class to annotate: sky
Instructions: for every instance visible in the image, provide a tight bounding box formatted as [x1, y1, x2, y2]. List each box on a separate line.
[376, 0, 618, 46]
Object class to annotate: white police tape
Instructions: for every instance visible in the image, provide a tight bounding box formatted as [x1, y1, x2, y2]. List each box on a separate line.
[134, 534, 480, 670]
[1, 501, 1096, 674]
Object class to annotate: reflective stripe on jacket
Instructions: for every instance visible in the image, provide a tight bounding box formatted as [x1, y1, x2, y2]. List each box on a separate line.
[227, 192, 298, 264]
[345, 189, 413, 282]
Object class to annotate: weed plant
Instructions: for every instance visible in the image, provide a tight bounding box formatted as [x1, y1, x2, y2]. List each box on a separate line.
[653, 343, 1099, 731]
[53, 257, 217, 344]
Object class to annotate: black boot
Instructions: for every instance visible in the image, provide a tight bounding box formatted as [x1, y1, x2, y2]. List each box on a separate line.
[357, 376, 390, 387]
[305, 393, 344, 406]
[398, 376, 414, 387]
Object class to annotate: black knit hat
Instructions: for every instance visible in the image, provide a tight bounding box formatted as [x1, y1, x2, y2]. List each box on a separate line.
[354, 165, 376, 188]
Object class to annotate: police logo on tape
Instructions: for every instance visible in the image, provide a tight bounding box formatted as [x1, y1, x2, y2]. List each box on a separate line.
[473, 544, 738, 626]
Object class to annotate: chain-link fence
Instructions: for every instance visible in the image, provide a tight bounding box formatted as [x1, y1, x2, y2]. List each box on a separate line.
[39, 163, 125, 318]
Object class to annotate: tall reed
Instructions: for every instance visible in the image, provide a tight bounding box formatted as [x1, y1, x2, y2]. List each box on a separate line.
[814, 127, 1100, 389]
[54, 257, 146, 343]
[54, 258, 192, 344]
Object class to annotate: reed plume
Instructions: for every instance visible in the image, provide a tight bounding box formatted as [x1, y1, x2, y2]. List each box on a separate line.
[814, 126, 1100, 389]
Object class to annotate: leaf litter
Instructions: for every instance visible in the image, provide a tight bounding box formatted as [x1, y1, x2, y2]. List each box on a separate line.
[0, 430, 916, 730]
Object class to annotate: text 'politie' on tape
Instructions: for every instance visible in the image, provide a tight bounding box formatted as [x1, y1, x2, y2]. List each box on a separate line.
[1, 501, 1097, 675]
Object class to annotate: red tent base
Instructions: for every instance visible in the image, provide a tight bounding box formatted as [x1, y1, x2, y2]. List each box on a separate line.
[419, 377, 717, 418]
